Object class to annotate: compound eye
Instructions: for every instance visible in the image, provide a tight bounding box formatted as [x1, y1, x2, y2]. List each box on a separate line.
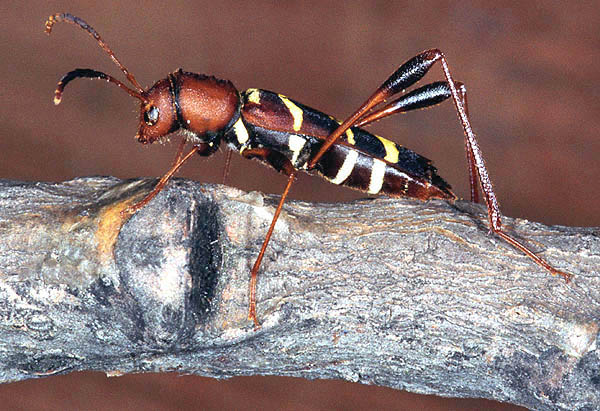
[143, 105, 159, 126]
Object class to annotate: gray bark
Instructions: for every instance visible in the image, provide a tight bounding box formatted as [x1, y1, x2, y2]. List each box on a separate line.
[0, 177, 598, 410]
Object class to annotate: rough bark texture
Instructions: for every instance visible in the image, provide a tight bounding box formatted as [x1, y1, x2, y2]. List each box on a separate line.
[0, 177, 597, 410]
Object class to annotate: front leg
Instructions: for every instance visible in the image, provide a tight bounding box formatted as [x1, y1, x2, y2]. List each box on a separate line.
[121, 143, 211, 217]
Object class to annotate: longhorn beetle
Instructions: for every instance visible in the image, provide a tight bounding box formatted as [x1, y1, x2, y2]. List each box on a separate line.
[45, 13, 571, 326]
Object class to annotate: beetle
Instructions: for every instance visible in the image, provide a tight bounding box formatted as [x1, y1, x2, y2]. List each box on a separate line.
[45, 13, 571, 326]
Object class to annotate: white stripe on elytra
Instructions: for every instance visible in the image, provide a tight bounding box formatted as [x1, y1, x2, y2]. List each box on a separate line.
[330, 150, 358, 185]
[345, 128, 356, 145]
[279, 95, 304, 132]
[247, 88, 261, 104]
[377, 136, 400, 164]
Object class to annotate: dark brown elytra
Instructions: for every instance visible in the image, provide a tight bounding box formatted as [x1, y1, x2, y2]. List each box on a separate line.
[45, 13, 572, 327]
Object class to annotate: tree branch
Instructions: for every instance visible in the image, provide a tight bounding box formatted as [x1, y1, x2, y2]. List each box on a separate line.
[0, 177, 598, 410]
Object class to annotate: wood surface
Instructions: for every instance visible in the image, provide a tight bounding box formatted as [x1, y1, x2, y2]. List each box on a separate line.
[0, 177, 597, 410]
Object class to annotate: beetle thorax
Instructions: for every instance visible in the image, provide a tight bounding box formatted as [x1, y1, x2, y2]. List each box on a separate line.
[137, 70, 239, 145]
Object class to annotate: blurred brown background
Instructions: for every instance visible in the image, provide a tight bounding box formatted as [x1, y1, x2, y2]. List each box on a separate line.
[1, 1, 598, 410]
